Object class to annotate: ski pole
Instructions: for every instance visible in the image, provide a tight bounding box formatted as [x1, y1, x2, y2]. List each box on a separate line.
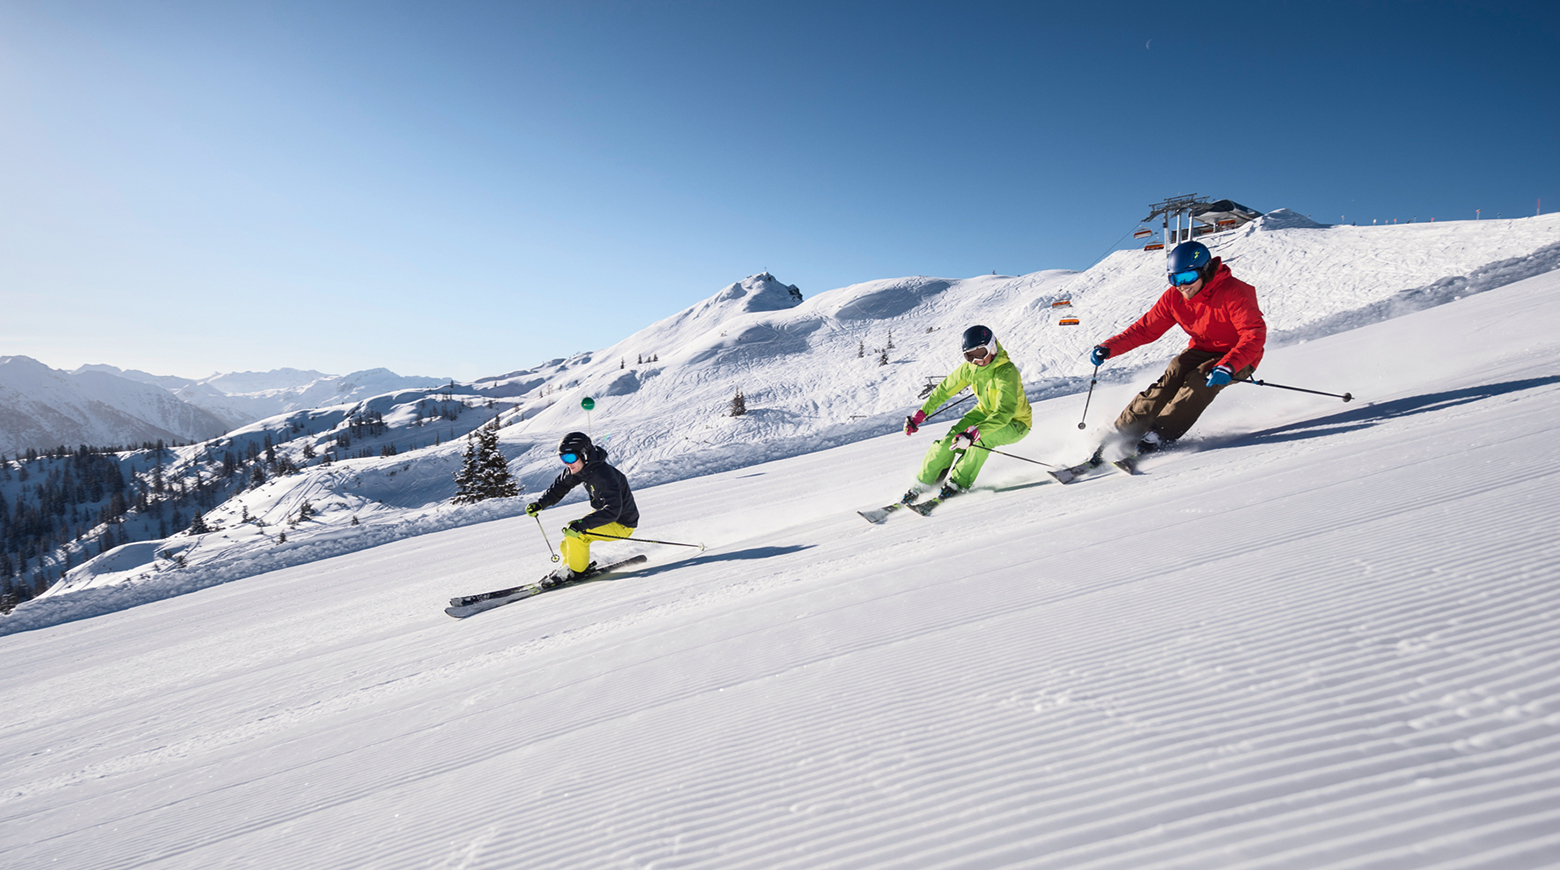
[925, 392, 976, 422]
[579, 530, 706, 552]
[535, 514, 561, 562]
[1237, 378, 1354, 403]
[1078, 364, 1100, 429]
[906, 393, 975, 436]
[966, 442, 1056, 469]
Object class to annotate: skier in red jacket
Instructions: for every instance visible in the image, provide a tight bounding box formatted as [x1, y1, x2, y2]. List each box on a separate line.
[1088, 240, 1266, 455]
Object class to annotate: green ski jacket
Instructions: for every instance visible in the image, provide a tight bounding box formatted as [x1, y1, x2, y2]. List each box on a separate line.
[918, 340, 1032, 434]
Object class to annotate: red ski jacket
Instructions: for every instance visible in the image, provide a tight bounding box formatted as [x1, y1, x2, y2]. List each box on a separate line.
[1101, 261, 1267, 373]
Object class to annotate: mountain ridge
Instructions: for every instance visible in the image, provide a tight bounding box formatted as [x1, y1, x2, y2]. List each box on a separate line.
[0, 358, 454, 455]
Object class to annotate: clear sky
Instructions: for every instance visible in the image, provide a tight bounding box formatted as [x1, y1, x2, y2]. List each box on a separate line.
[3, 0, 1555, 382]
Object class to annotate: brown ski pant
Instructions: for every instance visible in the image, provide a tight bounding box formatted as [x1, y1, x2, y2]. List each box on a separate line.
[1113, 348, 1254, 445]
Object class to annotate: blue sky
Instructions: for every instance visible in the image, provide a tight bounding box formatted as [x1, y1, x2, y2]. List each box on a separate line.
[3, 1, 1555, 382]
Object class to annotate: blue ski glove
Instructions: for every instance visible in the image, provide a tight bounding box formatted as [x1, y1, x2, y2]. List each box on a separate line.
[1089, 345, 1111, 367]
[526, 502, 542, 517]
[1205, 365, 1233, 388]
[952, 427, 979, 451]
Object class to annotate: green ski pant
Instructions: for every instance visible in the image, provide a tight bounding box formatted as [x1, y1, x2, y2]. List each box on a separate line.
[917, 420, 1030, 491]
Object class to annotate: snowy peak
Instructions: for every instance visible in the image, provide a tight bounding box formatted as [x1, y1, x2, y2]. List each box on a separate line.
[71, 364, 198, 391]
[0, 358, 454, 456]
[474, 273, 807, 399]
[173, 368, 452, 433]
[0, 356, 231, 453]
[707, 272, 805, 314]
[199, 368, 333, 395]
[1254, 208, 1330, 230]
[649, 272, 804, 346]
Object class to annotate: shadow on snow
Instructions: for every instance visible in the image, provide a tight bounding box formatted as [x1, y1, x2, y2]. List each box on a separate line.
[1233, 375, 1560, 448]
[626, 545, 815, 578]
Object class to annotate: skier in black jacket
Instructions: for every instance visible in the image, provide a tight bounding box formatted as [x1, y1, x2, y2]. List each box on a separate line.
[526, 432, 639, 586]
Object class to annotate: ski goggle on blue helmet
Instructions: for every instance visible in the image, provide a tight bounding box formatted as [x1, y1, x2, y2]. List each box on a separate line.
[1167, 240, 1211, 287]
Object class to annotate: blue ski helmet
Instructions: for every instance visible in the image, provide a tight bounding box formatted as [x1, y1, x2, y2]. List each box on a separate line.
[1167, 241, 1213, 285]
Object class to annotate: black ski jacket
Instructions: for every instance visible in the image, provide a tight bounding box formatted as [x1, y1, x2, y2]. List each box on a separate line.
[535, 444, 640, 530]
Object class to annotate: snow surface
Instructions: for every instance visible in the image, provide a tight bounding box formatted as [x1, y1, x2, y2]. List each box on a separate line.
[2, 215, 1559, 867]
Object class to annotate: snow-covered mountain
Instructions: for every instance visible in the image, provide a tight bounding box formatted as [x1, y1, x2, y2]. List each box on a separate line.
[71, 364, 199, 392]
[0, 356, 232, 453]
[170, 367, 454, 429]
[468, 271, 805, 399]
[0, 361, 455, 455]
[2, 222, 1558, 868]
[6, 209, 1556, 627]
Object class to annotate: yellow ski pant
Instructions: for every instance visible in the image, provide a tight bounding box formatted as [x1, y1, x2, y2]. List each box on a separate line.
[561, 522, 636, 573]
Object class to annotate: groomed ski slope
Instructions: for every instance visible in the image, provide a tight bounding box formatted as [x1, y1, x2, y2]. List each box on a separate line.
[3, 269, 1559, 868]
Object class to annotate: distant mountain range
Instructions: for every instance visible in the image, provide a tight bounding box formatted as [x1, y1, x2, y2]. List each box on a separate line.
[0, 358, 450, 455]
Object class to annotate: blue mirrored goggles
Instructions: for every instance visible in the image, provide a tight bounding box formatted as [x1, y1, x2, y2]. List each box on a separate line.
[1169, 268, 1202, 287]
[560, 452, 580, 464]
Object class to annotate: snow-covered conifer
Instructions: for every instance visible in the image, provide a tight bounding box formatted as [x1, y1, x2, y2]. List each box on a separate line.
[452, 417, 519, 504]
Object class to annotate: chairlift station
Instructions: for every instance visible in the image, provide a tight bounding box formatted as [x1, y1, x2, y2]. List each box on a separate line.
[1138, 195, 1262, 251]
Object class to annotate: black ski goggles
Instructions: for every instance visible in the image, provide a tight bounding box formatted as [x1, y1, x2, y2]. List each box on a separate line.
[560, 452, 581, 464]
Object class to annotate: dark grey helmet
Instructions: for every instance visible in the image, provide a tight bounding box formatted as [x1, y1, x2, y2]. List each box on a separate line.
[961, 325, 994, 352]
[558, 432, 592, 457]
[961, 325, 997, 362]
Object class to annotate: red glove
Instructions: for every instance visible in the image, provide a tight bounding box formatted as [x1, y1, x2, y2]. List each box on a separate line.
[904, 410, 927, 436]
[953, 427, 979, 450]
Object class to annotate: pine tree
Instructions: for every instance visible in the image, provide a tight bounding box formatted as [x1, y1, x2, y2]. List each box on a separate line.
[452, 418, 520, 504]
[729, 389, 747, 417]
[189, 511, 210, 534]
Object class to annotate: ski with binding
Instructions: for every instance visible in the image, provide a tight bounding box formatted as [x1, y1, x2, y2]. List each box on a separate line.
[445, 554, 649, 619]
[858, 502, 910, 525]
[907, 486, 970, 516]
[1049, 454, 1137, 484]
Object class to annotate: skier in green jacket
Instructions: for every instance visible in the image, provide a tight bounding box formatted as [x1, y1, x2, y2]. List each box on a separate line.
[901, 325, 1033, 502]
